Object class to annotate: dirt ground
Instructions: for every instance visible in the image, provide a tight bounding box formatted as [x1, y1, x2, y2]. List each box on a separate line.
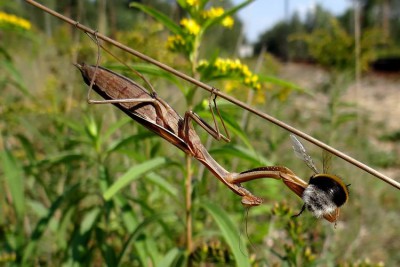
[280, 62, 400, 131]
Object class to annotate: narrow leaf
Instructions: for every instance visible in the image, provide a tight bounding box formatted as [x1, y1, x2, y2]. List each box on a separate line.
[22, 183, 81, 263]
[130, 3, 183, 35]
[259, 74, 308, 94]
[106, 132, 156, 154]
[116, 212, 173, 266]
[103, 157, 167, 200]
[146, 172, 179, 200]
[0, 149, 25, 219]
[36, 152, 85, 168]
[210, 144, 272, 166]
[104, 117, 132, 141]
[158, 248, 184, 267]
[80, 207, 101, 234]
[203, 0, 254, 30]
[201, 201, 251, 267]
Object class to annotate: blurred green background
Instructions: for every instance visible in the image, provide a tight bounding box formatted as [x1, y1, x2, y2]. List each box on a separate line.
[1, 0, 399, 266]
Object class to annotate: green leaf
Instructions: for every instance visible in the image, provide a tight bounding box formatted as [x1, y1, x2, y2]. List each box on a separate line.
[203, 0, 254, 31]
[158, 248, 184, 267]
[0, 59, 30, 96]
[15, 134, 36, 162]
[103, 117, 132, 141]
[201, 201, 251, 267]
[103, 157, 168, 200]
[210, 144, 272, 166]
[116, 212, 174, 266]
[259, 74, 308, 94]
[334, 112, 357, 127]
[53, 114, 87, 135]
[36, 152, 86, 168]
[113, 195, 139, 233]
[22, 183, 81, 263]
[0, 148, 25, 219]
[106, 132, 156, 155]
[130, 3, 183, 35]
[27, 200, 48, 218]
[80, 207, 101, 235]
[146, 172, 179, 200]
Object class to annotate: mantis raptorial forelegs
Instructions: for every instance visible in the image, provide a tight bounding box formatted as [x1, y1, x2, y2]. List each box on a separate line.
[228, 166, 308, 207]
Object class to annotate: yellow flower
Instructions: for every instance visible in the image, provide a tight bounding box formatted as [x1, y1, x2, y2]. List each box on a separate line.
[202, 7, 225, 19]
[198, 58, 262, 91]
[0, 11, 31, 30]
[166, 35, 186, 50]
[186, 0, 200, 7]
[222, 16, 234, 28]
[180, 18, 201, 35]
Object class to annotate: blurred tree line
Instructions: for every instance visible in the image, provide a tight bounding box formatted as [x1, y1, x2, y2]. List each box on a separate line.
[254, 0, 400, 71]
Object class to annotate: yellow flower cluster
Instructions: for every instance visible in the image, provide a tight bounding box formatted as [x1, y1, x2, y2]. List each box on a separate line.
[186, 0, 200, 7]
[0, 11, 31, 30]
[201, 7, 234, 29]
[198, 58, 261, 90]
[202, 7, 224, 18]
[180, 18, 200, 35]
[166, 34, 186, 51]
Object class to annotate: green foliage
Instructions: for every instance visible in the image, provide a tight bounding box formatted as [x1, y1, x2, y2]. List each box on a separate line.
[291, 18, 383, 72]
[291, 18, 354, 71]
[200, 201, 250, 267]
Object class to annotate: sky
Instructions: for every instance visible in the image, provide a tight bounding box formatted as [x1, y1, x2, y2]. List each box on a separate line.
[232, 0, 352, 43]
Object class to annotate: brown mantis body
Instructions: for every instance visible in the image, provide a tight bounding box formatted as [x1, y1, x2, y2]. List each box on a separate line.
[75, 63, 340, 223]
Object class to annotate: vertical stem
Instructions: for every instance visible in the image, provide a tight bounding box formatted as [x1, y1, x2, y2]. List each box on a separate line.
[353, 0, 361, 134]
[185, 31, 202, 259]
[185, 155, 193, 256]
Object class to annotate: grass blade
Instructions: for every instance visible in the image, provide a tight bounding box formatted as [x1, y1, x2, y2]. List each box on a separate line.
[22, 183, 81, 263]
[0, 148, 25, 219]
[129, 3, 183, 35]
[80, 207, 101, 235]
[103, 157, 168, 201]
[201, 201, 251, 267]
[210, 144, 272, 166]
[116, 212, 173, 266]
[158, 248, 184, 267]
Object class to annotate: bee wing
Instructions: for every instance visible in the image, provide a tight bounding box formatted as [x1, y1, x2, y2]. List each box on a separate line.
[322, 149, 332, 174]
[290, 134, 319, 174]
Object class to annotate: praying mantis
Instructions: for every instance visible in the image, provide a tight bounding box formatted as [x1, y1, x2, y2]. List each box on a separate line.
[75, 63, 347, 223]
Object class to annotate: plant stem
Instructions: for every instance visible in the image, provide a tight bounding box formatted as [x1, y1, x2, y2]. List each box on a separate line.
[185, 155, 193, 256]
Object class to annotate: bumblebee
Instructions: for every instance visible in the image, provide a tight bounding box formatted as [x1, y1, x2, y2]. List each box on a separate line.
[290, 135, 349, 222]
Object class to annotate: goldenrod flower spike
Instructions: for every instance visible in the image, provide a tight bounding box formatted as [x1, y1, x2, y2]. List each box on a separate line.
[180, 18, 201, 35]
[0, 11, 31, 30]
[186, 0, 200, 7]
